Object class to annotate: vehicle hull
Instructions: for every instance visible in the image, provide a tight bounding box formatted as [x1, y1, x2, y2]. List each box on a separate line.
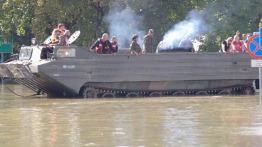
[0, 46, 258, 97]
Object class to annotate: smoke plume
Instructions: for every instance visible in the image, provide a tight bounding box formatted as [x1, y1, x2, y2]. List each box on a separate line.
[104, 9, 145, 48]
[161, 10, 209, 49]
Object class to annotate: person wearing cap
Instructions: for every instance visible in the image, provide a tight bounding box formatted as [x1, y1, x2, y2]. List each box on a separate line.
[89, 33, 116, 55]
[143, 29, 155, 53]
[130, 35, 143, 56]
[220, 37, 232, 53]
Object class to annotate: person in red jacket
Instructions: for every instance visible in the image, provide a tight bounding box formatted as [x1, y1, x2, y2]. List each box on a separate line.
[89, 33, 116, 55]
[109, 36, 118, 54]
[230, 35, 244, 53]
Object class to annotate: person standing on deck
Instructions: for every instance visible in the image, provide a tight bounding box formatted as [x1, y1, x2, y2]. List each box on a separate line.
[130, 35, 144, 56]
[89, 33, 116, 55]
[143, 29, 155, 53]
[58, 23, 66, 35]
[178, 34, 195, 52]
[220, 37, 232, 53]
[109, 36, 118, 54]
[230, 35, 244, 53]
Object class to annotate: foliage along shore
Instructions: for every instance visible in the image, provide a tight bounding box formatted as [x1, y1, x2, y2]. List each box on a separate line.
[0, 0, 262, 53]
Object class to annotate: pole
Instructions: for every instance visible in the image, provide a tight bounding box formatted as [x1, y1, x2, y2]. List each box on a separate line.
[260, 28, 262, 101]
[1, 53, 3, 85]
[260, 28, 262, 47]
[0, 53, 3, 63]
[259, 67, 262, 100]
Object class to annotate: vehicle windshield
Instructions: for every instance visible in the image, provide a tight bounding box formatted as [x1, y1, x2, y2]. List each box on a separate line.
[57, 48, 76, 57]
[19, 47, 33, 60]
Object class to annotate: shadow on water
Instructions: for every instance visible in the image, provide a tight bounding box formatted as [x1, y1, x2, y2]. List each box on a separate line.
[0, 85, 262, 147]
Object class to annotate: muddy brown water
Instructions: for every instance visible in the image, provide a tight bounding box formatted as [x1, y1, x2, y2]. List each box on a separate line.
[0, 85, 262, 147]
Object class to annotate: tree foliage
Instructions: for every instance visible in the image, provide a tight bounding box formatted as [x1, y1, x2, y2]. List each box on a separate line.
[0, 0, 262, 52]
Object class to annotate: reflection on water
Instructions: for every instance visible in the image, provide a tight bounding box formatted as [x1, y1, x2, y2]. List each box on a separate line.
[0, 85, 262, 147]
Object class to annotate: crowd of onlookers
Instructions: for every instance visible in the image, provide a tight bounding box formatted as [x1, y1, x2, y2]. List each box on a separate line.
[89, 29, 155, 55]
[220, 31, 252, 53]
[46, 24, 254, 55]
[51, 23, 71, 46]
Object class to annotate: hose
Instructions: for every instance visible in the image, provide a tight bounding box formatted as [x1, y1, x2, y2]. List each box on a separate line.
[1, 77, 40, 98]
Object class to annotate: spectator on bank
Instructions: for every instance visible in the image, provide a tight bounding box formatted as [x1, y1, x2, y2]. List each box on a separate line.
[220, 37, 232, 53]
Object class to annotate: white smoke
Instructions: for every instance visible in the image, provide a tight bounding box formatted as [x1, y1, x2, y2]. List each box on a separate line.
[104, 9, 145, 48]
[161, 10, 209, 49]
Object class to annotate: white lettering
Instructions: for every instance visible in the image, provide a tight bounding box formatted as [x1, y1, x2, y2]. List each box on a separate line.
[63, 65, 75, 69]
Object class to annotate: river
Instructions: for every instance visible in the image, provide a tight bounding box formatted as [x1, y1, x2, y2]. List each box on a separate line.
[0, 85, 262, 147]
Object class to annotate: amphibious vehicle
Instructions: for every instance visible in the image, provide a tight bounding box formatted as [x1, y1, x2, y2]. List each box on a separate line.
[0, 41, 259, 98]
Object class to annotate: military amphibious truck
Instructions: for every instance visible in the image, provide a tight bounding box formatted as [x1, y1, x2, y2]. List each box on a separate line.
[0, 44, 259, 98]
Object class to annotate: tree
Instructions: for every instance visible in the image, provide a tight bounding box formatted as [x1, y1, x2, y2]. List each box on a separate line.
[198, 0, 262, 52]
[0, 0, 35, 51]
[0, 0, 112, 51]
[1, 0, 262, 53]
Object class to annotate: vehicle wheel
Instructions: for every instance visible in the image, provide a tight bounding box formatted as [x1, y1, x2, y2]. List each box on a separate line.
[126, 92, 139, 98]
[218, 89, 231, 95]
[196, 91, 208, 95]
[102, 93, 115, 98]
[244, 86, 255, 95]
[149, 92, 162, 97]
[83, 87, 98, 98]
[172, 91, 185, 96]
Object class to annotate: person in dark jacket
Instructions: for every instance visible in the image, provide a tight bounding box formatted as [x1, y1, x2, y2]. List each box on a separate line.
[178, 34, 195, 52]
[89, 33, 116, 55]
[220, 37, 232, 53]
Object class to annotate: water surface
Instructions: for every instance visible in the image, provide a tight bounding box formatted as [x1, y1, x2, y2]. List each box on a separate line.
[0, 85, 262, 147]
